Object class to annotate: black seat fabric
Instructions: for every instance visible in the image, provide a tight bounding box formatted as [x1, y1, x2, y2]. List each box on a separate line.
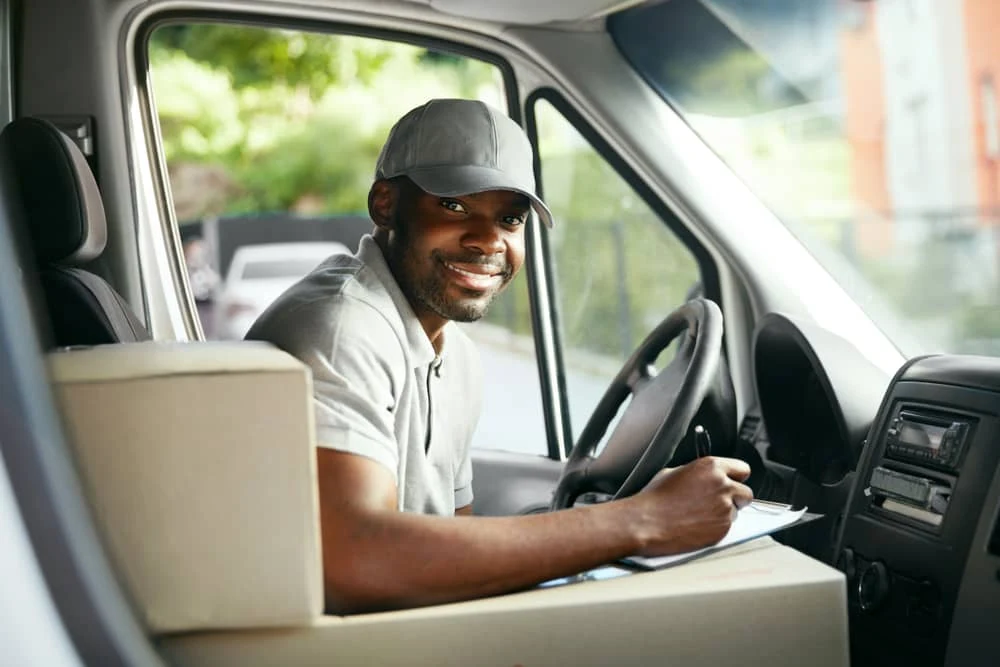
[0, 117, 149, 347]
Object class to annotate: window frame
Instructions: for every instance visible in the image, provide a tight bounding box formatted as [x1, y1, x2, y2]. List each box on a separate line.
[525, 88, 723, 456]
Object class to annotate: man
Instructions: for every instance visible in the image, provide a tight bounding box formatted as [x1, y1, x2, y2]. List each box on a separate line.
[247, 98, 753, 614]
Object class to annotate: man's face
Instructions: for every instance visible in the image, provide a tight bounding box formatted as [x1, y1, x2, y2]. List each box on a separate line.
[384, 181, 529, 327]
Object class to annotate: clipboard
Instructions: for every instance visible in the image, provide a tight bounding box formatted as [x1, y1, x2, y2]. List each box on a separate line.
[621, 500, 823, 571]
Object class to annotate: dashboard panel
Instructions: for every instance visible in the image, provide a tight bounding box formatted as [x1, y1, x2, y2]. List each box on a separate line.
[751, 314, 1000, 665]
[835, 355, 1000, 667]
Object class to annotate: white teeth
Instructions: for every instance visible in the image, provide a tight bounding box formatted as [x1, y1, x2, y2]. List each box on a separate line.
[446, 262, 496, 279]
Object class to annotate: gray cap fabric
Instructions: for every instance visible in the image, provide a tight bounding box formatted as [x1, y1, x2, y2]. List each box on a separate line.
[375, 99, 553, 227]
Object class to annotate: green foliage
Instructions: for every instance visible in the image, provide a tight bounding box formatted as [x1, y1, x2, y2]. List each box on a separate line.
[149, 24, 498, 220]
[226, 115, 382, 214]
[148, 48, 244, 161]
[151, 24, 391, 99]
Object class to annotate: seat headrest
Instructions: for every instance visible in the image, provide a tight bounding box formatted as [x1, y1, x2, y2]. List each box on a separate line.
[0, 117, 107, 265]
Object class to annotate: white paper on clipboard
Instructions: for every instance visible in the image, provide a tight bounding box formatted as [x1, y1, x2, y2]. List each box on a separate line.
[623, 501, 810, 570]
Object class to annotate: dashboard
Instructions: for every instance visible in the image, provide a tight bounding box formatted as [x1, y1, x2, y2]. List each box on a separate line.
[748, 312, 1000, 667]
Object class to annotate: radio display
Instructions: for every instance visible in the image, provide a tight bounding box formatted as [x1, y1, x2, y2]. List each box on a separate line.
[888, 410, 971, 470]
[898, 421, 947, 451]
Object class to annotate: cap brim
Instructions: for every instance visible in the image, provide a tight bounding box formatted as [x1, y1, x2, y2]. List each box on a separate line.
[404, 165, 554, 228]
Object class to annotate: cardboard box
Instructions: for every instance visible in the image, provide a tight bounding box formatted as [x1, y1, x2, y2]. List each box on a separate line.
[163, 537, 849, 667]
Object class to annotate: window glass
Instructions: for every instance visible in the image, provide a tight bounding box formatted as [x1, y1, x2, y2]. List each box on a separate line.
[148, 23, 545, 455]
[533, 99, 702, 443]
[610, 0, 1000, 358]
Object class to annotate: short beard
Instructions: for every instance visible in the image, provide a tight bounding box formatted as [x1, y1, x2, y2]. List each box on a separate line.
[387, 215, 511, 323]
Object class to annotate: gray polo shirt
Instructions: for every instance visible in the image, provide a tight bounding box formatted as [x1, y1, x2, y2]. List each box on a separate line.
[246, 235, 481, 514]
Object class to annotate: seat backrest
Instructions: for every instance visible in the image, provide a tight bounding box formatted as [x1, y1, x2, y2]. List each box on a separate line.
[48, 340, 323, 633]
[0, 117, 149, 347]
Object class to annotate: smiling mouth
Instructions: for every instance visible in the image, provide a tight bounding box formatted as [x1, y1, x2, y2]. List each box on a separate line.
[441, 259, 505, 291]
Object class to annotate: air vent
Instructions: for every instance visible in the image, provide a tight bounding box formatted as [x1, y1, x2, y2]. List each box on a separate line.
[738, 414, 761, 443]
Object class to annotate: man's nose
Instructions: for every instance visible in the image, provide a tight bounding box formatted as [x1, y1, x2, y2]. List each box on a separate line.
[461, 217, 505, 255]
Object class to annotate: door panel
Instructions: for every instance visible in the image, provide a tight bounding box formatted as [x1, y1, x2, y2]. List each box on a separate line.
[470, 450, 563, 516]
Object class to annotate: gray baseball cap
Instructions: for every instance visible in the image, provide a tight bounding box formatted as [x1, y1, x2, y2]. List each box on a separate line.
[375, 98, 553, 227]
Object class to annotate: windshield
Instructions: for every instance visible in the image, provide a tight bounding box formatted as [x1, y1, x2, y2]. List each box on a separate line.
[610, 0, 1000, 358]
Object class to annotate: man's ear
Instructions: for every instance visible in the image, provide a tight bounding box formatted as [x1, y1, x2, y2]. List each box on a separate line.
[368, 180, 398, 233]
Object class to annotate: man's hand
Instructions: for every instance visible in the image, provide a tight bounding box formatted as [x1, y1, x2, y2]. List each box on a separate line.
[624, 456, 753, 557]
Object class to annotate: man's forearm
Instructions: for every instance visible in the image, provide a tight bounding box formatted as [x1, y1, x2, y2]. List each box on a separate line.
[322, 500, 644, 614]
[316, 450, 753, 614]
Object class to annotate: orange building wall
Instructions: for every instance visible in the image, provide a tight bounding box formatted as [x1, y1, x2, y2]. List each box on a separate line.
[839, 4, 892, 256]
[963, 0, 1000, 216]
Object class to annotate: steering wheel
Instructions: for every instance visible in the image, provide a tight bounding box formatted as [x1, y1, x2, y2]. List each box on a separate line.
[550, 298, 724, 510]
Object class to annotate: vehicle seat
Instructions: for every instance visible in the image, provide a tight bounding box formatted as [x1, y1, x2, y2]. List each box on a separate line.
[0, 117, 149, 347]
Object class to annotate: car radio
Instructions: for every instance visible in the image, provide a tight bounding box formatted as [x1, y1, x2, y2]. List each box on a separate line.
[884, 408, 972, 471]
[864, 407, 975, 530]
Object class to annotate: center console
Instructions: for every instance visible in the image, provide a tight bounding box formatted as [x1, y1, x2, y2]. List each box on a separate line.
[836, 355, 1000, 667]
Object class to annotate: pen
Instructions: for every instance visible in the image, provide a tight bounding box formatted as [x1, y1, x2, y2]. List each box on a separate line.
[694, 424, 712, 458]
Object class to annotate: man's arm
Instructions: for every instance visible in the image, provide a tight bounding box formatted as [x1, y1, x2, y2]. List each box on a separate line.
[318, 449, 752, 614]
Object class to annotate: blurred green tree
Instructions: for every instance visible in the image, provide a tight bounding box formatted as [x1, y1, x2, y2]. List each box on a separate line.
[149, 23, 497, 220]
[150, 24, 390, 98]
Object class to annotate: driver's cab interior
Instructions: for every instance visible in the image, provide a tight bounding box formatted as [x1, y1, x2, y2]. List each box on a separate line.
[2, 1, 999, 666]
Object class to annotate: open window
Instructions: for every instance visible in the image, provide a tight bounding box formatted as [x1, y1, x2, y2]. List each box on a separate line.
[143, 18, 548, 456]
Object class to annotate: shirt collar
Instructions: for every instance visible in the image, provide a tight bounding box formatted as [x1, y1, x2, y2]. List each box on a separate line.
[357, 234, 449, 369]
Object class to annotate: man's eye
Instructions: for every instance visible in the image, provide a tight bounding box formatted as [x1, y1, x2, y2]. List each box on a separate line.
[441, 199, 467, 213]
[503, 214, 527, 226]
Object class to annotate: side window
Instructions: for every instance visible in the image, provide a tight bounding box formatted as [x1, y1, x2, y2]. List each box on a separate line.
[146, 22, 544, 455]
[533, 98, 702, 442]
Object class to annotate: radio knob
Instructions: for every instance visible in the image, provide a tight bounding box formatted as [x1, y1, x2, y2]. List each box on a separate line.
[858, 561, 891, 612]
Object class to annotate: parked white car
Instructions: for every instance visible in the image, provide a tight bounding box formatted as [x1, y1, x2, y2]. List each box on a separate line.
[214, 242, 350, 340]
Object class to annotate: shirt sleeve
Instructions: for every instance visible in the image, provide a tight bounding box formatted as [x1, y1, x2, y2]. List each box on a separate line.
[252, 294, 404, 480]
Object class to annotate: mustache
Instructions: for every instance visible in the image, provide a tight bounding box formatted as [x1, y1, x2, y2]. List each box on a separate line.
[432, 250, 512, 279]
